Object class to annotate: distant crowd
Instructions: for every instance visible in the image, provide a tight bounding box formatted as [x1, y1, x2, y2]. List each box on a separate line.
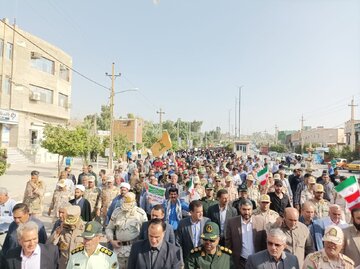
[0, 148, 360, 269]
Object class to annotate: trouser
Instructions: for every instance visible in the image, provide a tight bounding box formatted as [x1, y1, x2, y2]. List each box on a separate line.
[239, 256, 247, 269]
[117, 256, 128, 269]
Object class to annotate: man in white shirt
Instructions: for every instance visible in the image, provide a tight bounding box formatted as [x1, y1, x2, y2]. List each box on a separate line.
[3, 221, 59, 269]
[0, 187, 17, 224]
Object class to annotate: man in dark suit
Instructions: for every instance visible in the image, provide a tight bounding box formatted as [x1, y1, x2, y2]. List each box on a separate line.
[207, 189, 237, 245]
[226, 198, 267, 269]
[3, 221, 59, 269]
[245, 228, 299, 269]
[127, 218, 182, 269]
[176, 200, 210, 260]
[139, 204, 175, 244]
[2, 203, 47, 255]
[69, 185, 91, 222]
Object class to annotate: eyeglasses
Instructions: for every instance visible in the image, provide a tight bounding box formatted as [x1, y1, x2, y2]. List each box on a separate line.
[203, 238, 216, 243]
[267, 241, 282, 247]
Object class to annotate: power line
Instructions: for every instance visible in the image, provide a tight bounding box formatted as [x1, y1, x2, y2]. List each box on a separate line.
[1, 19, 110, 91]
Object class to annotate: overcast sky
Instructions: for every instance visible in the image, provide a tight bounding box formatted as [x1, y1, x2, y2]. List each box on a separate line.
[1, 0, 360, 134]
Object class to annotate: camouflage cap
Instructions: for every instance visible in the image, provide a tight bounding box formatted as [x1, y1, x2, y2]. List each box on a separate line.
[81, 221, 103, 239]
[238, 184, 248, 192]
[64, 205, 81, 225]
[323, 225, 343, 245]
[314, 183, 324, 193]
[201, 222, 219, 240]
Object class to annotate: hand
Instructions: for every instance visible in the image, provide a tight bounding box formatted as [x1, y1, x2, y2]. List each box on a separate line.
[111, 240, 121, 248]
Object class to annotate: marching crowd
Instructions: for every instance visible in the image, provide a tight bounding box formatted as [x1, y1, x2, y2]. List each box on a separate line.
[0, 148, 360, 269]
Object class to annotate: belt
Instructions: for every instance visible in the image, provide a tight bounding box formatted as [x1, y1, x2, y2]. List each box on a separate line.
[120, 240, 135, 246]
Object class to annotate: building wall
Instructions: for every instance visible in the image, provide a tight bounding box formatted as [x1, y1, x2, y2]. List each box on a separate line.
[0, 19, 72, 154]
[113, 118, 144, 144]
[302, 127, 345, 146]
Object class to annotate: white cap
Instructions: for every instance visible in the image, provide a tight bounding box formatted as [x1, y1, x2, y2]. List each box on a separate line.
[75, 185, 85, 192]
[120, 182, 131, 190]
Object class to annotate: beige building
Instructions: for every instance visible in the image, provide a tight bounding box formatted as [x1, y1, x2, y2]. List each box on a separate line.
[113, 118, 143, 145]
[0, 19, 72, 162]
[289, 127, 345, 150]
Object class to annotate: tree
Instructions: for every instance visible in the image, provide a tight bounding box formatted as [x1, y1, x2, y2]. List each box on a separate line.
[42, 124, 84, 174]
[269, 144, 287, 153]
[97, 105, 111, 130]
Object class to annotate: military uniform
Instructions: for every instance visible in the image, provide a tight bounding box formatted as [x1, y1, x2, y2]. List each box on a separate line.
[84, 187, 102, 218]
[310, 198, 330, 218]
[49, 186, 71, 220]
[47, 205, 85, 269]
[186, 245, 233, 269]
[185, 221, 233, 269]
[247, 185, 260, 206]
[303, 249, 354, 269]
[23, 180, 45, 216]
[100, 186, 119, 224]
[224, 186, 238, 202]
[195, 185, 206, 198]
[67, 244, 118, 269]
[253, 208, 279, 224]
[67, 221, 119, 269]
[200, 197, 218, 217]
[300, 187, 314, 205]
[105, 192, 148, 269]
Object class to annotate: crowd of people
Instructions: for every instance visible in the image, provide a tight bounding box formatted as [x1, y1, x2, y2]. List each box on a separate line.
[0, 148, 360, 269]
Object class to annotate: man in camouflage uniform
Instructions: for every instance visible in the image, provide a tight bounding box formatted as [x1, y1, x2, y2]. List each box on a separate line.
[213, 175, 223, 198]
[310, 183, 330, 218]
[200, 183, 218, 217]
[84, 176, 101, 221]
[253, 194, 279, 224]
[246, 174, 260, 207]
[47, 205, 85, 269]
[223, 176, 238, 202]
[105, 192, 148, 269]
[185, 222, 233, 269]
[100, 175, 119, 225]
[303, 225, 355, 269]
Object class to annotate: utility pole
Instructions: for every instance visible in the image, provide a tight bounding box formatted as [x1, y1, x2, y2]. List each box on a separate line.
[157, 108, 165, 134]
[228, 109, 231, 142]
[300, 115, 305, 154]
[235, 98, 237, 139]
[275, 125, 278, 145]
[349, 97, 358, 151]
[238, 86, 242, 139]
[105, 63, 121, 170]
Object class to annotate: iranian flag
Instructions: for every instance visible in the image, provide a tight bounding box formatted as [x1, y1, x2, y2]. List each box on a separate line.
[334, 176, 360, 210]
[188, 177, 195, 195]
[257, 167, 269, 186]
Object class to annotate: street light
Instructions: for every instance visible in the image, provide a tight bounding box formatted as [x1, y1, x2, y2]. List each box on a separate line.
[108, 86, 138, 170]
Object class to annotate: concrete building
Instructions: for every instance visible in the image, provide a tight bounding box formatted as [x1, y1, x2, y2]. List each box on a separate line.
[0, 19, 72, 162]
[345, 120, 360, 151]
[288, 127, 345, 150]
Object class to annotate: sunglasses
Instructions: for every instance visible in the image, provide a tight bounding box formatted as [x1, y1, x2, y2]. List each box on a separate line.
[203, 238, 216, 243]
[267, 241, 282, 247]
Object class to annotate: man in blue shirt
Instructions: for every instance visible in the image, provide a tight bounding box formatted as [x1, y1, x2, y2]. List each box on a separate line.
[106, 182, 130, 224]
[163, 187, 189, 231]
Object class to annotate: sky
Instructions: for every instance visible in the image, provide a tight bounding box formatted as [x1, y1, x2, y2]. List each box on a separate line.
[1, 0, 360, 135]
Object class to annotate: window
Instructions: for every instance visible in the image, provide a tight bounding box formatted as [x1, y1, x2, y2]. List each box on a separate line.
[5, 42, 13, 60]
[2, 76, 11, 94]
[236, 144, 247, 152]
[30, 85, 53, 104]
[59, 65, 70, 81]
[58, 93, 68, 108]
[0, 39, 3, 58]
[31, 56, 54, 74]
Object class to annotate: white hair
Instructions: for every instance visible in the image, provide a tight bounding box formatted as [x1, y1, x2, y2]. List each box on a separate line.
[267, 228, 287, 244]
[17, 221, 39, 239]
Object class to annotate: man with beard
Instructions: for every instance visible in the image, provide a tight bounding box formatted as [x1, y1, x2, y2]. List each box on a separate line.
[268, 180, 291, 217]
[200, 183, 218, 217]
[127, 218, 182, 269]
[105, 192, 147, 269]
[225, 199, 267, 269]
[185, 222, 233, 269]
[69, 185, 91, 222]
[245, 228, 299, 269]
[303, 225, 355, 269]
[252, 194, 279, 224]
[343, 207, 360, 267]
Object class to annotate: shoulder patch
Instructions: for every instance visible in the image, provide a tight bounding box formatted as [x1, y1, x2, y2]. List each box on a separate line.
[100, 247, 113, 256]
[71, 246, 84, 255]
[191, 247, 202, 254]
[219, 245, 232, 255]
[309, 252, 321, 262]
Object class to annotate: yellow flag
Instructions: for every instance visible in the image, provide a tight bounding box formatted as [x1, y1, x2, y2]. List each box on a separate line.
[151, 131, 172, 157]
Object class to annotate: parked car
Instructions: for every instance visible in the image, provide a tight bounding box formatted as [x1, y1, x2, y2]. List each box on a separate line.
[345, 160, 360, 172]
[335, 158, 347, 169]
